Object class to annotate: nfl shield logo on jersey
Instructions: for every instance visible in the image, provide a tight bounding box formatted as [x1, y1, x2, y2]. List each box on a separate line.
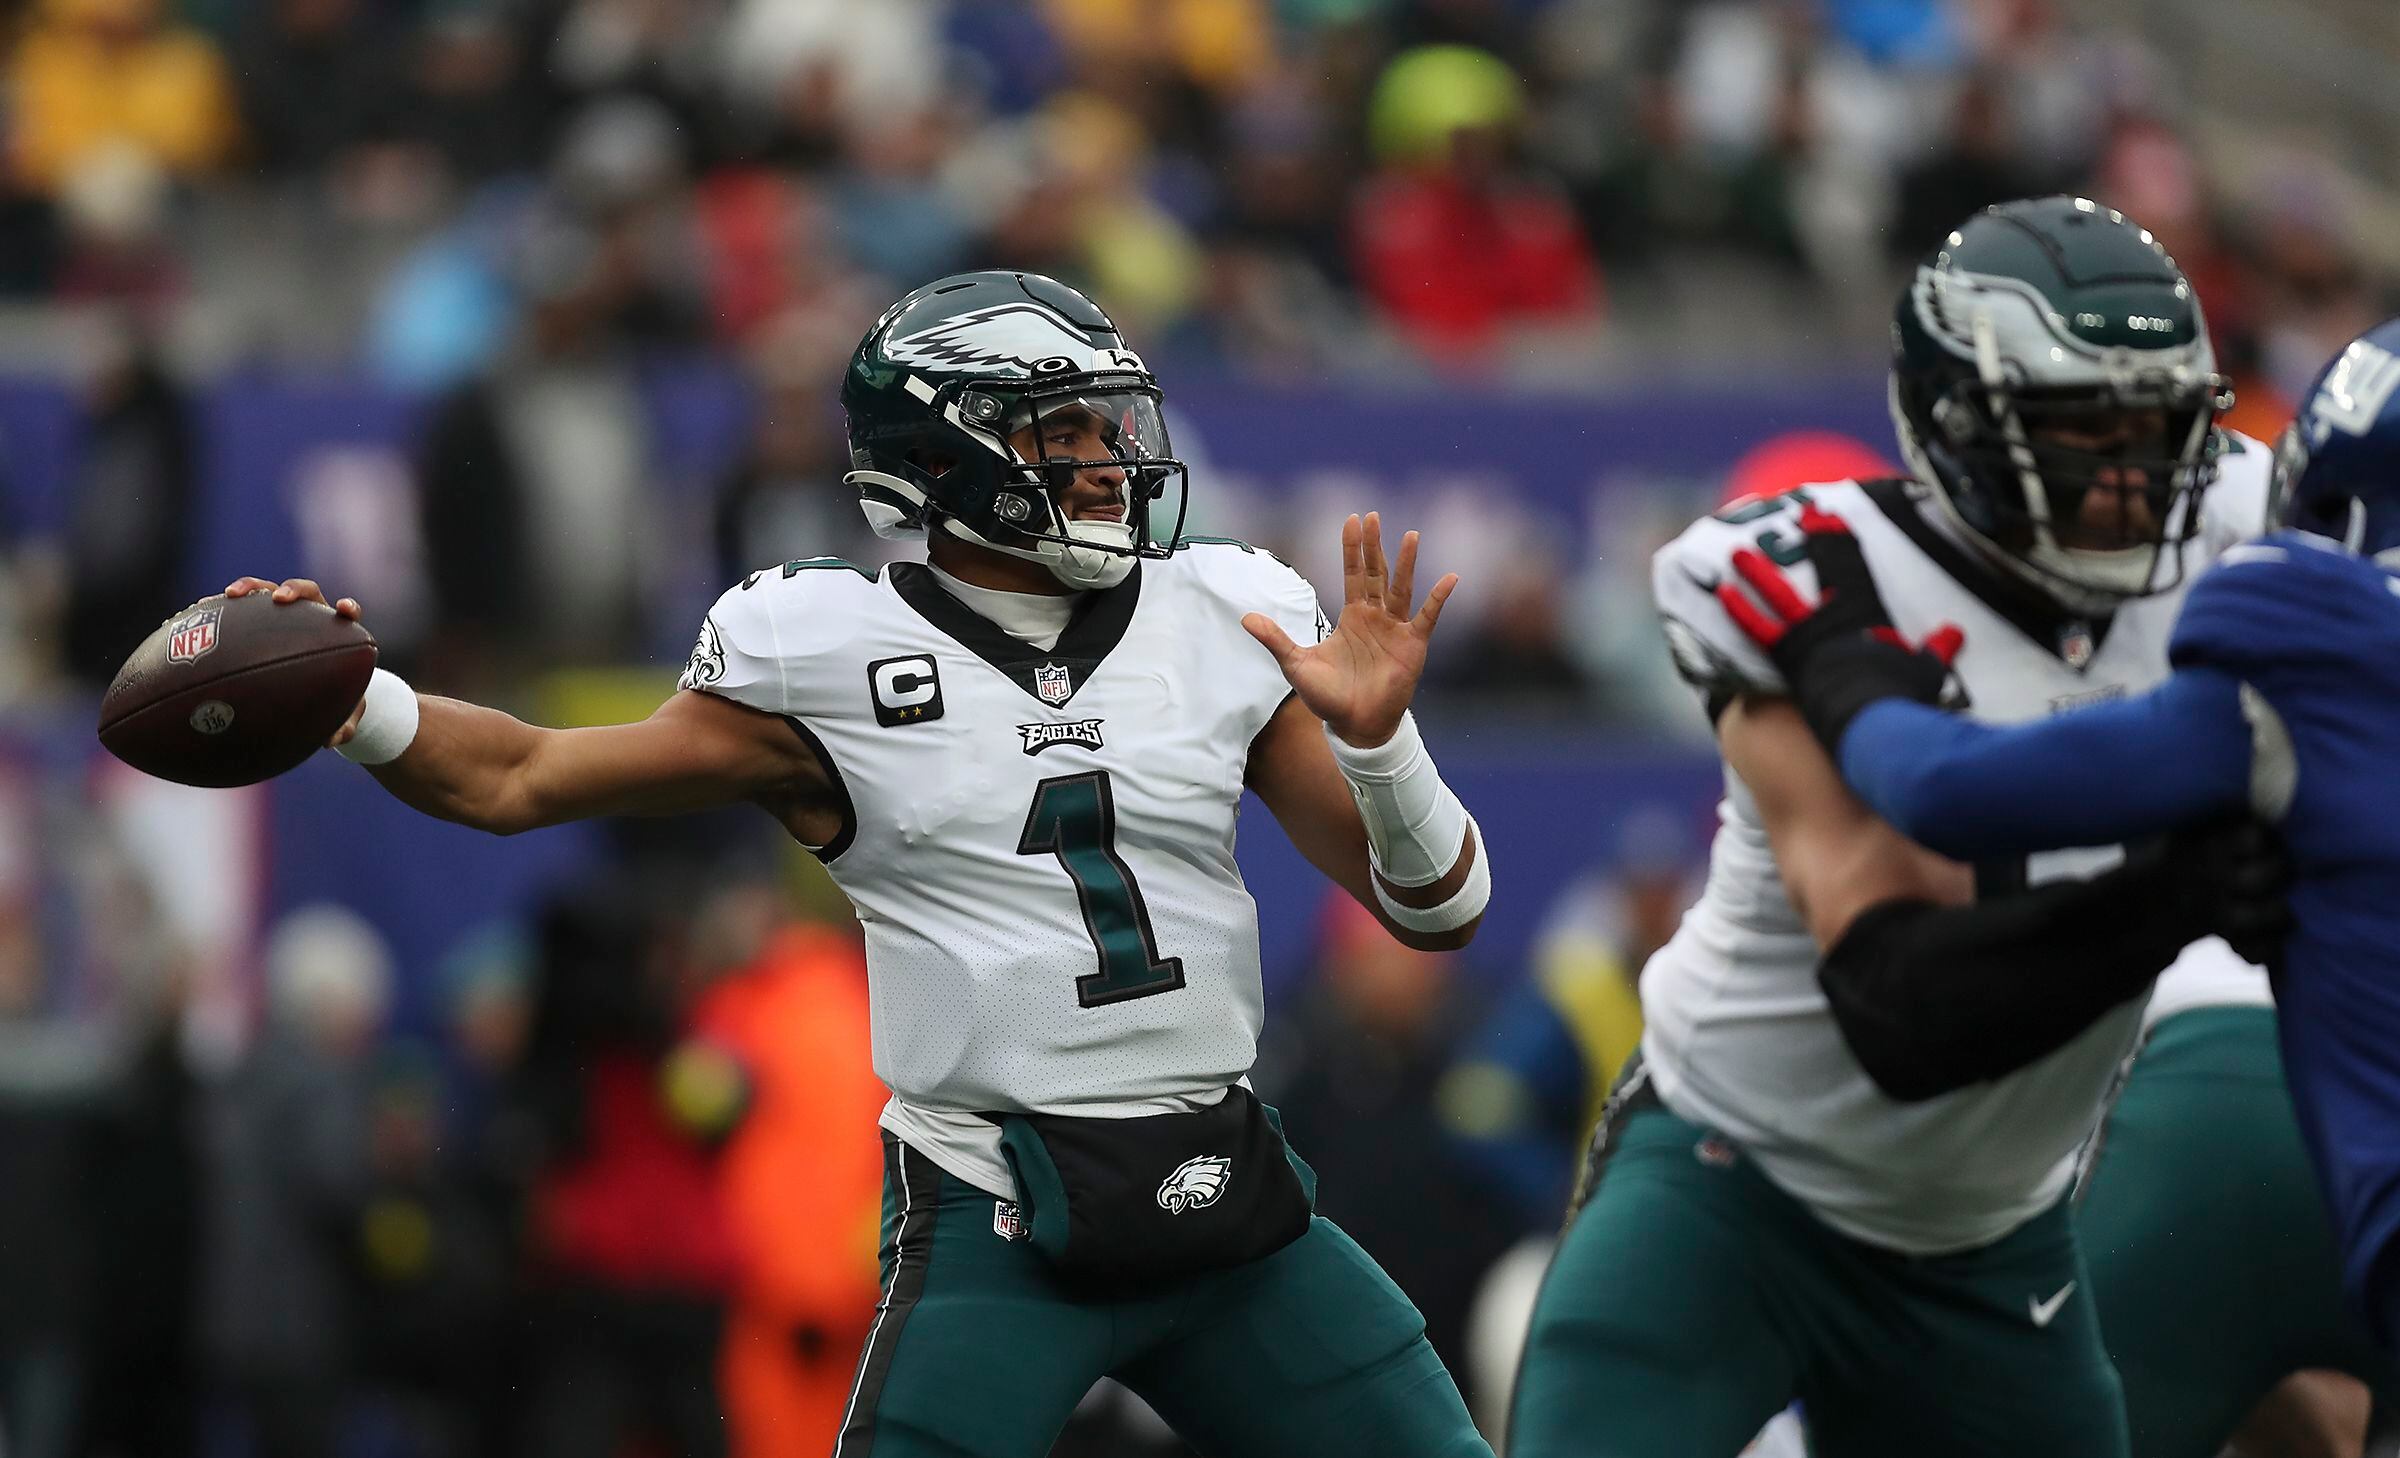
[2057, 622, 2095, 670]
[1034, 662, 1072, 706]
[167, 606, 222, 664]
[1156, 1155, 1232, 1214]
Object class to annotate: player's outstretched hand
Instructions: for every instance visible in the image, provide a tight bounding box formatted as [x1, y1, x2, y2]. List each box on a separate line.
[1713, 506, 1964, 752]
[1242, 512, 1457, 748]
[224, 577, 370, 746]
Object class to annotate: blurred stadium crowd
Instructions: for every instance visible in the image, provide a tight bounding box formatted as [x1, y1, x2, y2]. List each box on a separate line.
[3, 0, 2397, 714]
[0, 0, 2395, 383]
[3, 0, 2400, 1456]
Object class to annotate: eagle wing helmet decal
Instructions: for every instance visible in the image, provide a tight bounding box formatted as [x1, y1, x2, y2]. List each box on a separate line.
[883, 301, 1143, 378]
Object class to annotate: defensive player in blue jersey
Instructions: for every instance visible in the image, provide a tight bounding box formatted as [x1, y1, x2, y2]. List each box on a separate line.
[1717, 315, 2400, 1365]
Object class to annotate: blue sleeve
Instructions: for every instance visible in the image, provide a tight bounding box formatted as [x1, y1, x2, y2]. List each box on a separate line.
[1837, 668, 2253, 861]
[2172, 534, 2368, 677]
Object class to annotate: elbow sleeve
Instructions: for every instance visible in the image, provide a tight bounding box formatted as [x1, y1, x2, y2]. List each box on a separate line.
[1817, 865, 2198, 1103]
[1817, 900, 1966, 1102]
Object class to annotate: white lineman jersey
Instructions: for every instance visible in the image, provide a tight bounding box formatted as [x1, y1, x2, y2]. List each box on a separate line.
[1643, 436, 2274, 1254]
[682, 540, 1326, 1198]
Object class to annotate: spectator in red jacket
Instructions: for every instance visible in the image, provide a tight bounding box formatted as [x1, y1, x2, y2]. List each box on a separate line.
[515, 876, 740, 1458]
[1350, 45, 1599, 363]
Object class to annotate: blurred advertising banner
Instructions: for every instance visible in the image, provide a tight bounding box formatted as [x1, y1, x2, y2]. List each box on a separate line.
[0, 363, 1891, 619]
[2, 365, 1886, 1006]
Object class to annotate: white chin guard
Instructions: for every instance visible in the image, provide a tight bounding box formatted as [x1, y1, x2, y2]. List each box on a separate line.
[1049, 519, 1138, 589]
[935, 514, 1138, 591]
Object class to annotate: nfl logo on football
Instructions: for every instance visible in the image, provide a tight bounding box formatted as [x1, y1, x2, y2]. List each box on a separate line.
[1034, 662, 1072, 706]
[168, 607, 222, 665]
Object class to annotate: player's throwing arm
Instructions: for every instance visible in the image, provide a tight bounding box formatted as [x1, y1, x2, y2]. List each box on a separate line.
[199, 577, 838, 841]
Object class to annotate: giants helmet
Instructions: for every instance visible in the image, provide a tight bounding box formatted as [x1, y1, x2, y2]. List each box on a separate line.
[2274, 317, 2400, 564]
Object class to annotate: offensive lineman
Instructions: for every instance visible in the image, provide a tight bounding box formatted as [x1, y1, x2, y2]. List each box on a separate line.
[229, 272, 1496, 1458]
[1717, 319, 2400, 1427]
[1509, 197, 2294, 1457]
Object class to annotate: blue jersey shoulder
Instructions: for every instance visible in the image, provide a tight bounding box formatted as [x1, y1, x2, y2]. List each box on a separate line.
[2170, 531, 2397, 675]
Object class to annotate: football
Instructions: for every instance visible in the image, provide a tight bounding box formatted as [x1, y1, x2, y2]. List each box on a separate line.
[98, 594, 377, 788]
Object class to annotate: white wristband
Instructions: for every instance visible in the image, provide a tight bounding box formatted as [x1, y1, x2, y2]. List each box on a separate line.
[1374, 816, 1490, 934]
[1325, 711, 1471, 888]
[336, 668, 420, 766]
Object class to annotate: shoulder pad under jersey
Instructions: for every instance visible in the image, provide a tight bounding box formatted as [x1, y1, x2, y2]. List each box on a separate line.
[1167, 536, 1330, 648]
[1653, 481, 1877, 700]
[2199, 428, 2276, 553]
[679, 558, 885, 715]
[2170, 531, 2381, 675]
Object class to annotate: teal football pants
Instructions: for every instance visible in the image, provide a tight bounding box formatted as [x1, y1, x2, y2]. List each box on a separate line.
[1510, 1070, 2127, 1458]
[2078, 1007, 2395, 1458]
[833, 1134, 1491, 1458]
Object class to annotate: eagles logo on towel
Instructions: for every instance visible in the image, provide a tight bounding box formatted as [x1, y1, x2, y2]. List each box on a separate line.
[1156, 1154, 1232, 1214]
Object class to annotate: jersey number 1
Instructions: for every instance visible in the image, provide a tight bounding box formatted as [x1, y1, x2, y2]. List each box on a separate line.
[1018, 772, 1188, 1007]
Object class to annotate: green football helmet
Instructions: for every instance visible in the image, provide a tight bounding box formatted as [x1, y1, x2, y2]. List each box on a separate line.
[1891, 196, 2233, 610]
[840, 271, 1187, 590]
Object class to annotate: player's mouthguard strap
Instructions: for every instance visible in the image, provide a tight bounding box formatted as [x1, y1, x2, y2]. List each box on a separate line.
[1326, 712, 1471, 888]
[336, 668, 420, 766]
[1374, 815, 1489, 935]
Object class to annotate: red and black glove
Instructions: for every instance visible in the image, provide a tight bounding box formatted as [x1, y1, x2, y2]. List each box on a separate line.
[1715, 505, 1965, 753]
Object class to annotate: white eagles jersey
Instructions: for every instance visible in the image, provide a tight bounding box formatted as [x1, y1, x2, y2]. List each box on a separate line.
[681, 541, 1324, 1199]
[1645, 434, 2274, 1254]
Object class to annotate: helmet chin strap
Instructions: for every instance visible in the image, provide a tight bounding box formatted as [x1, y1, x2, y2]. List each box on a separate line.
[1039, 519, 1138, 589]
[935, 514, 1136, 591]
[1055, 518, 1140, 588]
